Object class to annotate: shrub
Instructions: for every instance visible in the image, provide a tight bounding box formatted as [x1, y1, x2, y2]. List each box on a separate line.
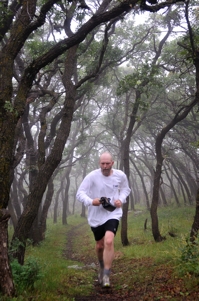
[10, 257, 43, 293]
[178, 238, 199, 276]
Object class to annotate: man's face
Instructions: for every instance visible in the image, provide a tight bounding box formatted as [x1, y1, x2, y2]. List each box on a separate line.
[99, 155, 114, 176]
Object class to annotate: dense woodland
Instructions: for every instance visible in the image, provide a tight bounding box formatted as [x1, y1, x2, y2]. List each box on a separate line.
[0, 0, 199, 297]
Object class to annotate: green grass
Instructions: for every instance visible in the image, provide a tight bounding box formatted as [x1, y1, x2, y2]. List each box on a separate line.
[2, 204, 198, 300]
[85, 204, 194, 263]
[3, 216, 95, 301]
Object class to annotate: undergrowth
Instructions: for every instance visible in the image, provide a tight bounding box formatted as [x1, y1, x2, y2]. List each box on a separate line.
[10, 257, 43, 293]
[2, 205, 199, 300]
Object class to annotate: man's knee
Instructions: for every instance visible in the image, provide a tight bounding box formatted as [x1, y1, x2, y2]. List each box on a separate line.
[104, 231, 114, 248]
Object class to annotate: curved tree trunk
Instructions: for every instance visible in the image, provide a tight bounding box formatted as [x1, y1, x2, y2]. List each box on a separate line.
[151, 96, 198, 241]
[11, 46, 78, 264]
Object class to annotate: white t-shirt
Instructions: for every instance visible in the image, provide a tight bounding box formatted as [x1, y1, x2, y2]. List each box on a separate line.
[76, 168, 131, 227]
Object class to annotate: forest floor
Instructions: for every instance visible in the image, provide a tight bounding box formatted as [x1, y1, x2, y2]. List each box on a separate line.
[63, 222, 199, 301]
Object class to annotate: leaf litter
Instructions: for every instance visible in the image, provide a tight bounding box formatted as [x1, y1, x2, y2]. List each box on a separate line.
[63, 222, 199, 301]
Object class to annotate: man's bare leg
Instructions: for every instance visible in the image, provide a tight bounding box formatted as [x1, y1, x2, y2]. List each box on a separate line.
[102, 231, 115, 287]
[96, 231, 115, 286]
[96, 238, 104, 284]
[103, 231, 115, 270]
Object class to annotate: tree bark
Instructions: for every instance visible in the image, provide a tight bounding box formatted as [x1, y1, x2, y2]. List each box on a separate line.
[190, 187, 199, 242]
[160, 186, 168, 206]
[0, 209, 15, 296]
[164, 166, 180, 206]
[54, 177, 64, 223]
[130, 158, 150, 210]
[39, 178, 54, 242]
[169, 157, 192, 204]
[121, 91, 140, 246]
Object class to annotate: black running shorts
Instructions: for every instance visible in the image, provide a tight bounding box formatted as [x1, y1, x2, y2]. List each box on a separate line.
[91, 219, 119, 241]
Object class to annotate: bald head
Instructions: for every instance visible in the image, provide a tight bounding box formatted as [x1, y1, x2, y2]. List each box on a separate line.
[100, 152, 113, 161]
[99, 152, 114, 176]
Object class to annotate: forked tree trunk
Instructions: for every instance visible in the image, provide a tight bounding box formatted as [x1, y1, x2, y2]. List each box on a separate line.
[11, 46, 78, 265]
[0, 209, 15, 296]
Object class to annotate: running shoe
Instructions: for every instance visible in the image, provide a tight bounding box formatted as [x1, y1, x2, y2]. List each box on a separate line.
[102, 275, 110, 288]
[98, 268, 103, 284]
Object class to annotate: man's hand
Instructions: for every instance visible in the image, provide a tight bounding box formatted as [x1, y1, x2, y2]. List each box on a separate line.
[114, 199, 122, 208]
[92, 198, 101, 206]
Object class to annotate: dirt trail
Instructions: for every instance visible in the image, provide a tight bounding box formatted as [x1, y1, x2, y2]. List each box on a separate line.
[63, 221, 199, 301]
[63, 221, 133, 300]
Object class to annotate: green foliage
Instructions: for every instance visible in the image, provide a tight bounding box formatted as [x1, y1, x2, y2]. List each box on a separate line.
[191, 140, 199, 148]
[177, 238, 199, 276]
[0, 3, 12, 31]
[9, 238, 27, 261]
[26, 40, 56, 59]
[4, 101, 16, 115]
[10, 257, 43, 293]
[116, 64, 161, 96]
[7, 218, 94, 301]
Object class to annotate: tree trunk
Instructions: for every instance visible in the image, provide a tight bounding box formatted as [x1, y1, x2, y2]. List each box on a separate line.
[121, 91, 141, 246]
[38, 178, 54, 242]
[150, 133, 165, 242]
[190, 187, 199, 242]
[62, 157, 73, 224]
[129, 189, 135, 211]
[0, 209, 15, 296]
[10, 42, 80, 264]
[130, 158, 150, 210]
[121, 198, 129, 245]
[62, 178, 68, 225]
[160, 186, 168, 206]
[11, 95, 76, 263]
[72, 192, 76, 215]
[10, 176, 21, 227]
[54, 180, 64, 223]
[164, 166, 180, 206]
[0, 113, 17, 296]
[169, 157, 192, 204]
[80, 161, 89, 218]
[151, 93, 198, 242]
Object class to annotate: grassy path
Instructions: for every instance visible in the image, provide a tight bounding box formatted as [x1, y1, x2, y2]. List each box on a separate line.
[63, 213, 199, 301]
[3, 207, 199, 301]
